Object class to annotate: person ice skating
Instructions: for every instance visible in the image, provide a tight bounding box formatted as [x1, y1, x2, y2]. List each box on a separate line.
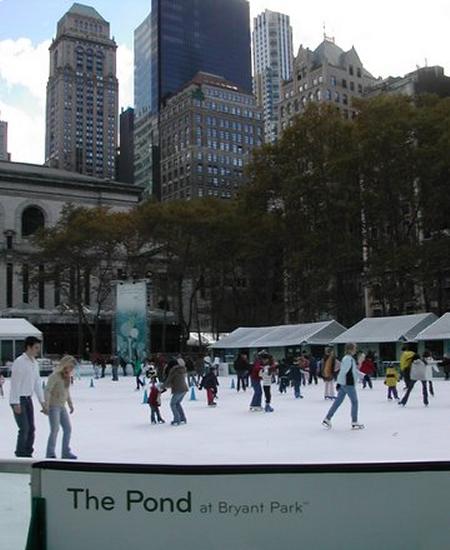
[399, 353, 429, 407]
[384, 363, 400, 400]
[134, 359, 145, 390]
[198, 366, 219, 406]
[186, 356, 197, 387]
[162, 358, 188, 426]
[308, 355, 319, 385]
[148, 381, 165, 424]
[44, 355, 77, 459]
[249, 353, 265, 411]
[9, 336, 47, 458]
[400, 344, 415, 388]
[278, 358, 291, 393]
[0, 371, 5, 397]
[322, 343, 364, 430]
[440, 355, 450, 381]
[262, 356, 275, 412]
[290, 357, 304, 399]
[423, 351, 439, 397]
[360, 353, 376, 389]
[321, 347, 338, 400]
[111, 355, 119, 381]
[234, 352, 250, 392]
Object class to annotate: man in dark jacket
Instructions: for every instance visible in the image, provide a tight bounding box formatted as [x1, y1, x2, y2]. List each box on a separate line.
[234, 353, 250, 392]
[162, 359, 188, 426]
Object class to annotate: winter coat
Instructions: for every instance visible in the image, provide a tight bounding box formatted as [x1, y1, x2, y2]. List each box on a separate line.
[424, 358, 439, 381]
[360, 358, 375, 376]
[45, 372, 73, 408]
[250, 363, 263, 382]
[410, 359, 427, 381]
[336, 355, 358, 387]
[199, 371, 219, 391]
[400, 351, 415, 372]
[148, 384, 161, 407]
[321, 355, 337, 381]
[234, 357, 250, 375]
[164, 365, 188, 394]
[290, 364, 303, 381]
[384, 366, 399, 387]
[262, 365, 274, 386]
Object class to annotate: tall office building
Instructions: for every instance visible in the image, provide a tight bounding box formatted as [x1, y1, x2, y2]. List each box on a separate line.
[116, 107, 135, 184]
[253, 10, 293, 143]
[45, 3, 118, 179]
[133, 0, 252, 197]
[0, 118, 10, 161]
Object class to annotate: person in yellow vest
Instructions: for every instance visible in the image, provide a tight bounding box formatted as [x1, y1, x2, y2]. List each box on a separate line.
[399, 345, 415, 389]
[384, 364, 400, 400]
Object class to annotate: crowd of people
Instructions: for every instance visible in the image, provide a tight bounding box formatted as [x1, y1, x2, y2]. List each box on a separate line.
[6, 337, 446, 460]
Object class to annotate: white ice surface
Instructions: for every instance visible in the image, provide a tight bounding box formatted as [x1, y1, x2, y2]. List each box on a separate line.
[1, 376, 450, 549]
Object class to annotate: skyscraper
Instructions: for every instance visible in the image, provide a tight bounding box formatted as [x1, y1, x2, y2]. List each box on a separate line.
[0, 117, 10, 161]
[116, 107, 135, 184]
[253, 10, 293, 143]
[133, 0, 252, 197]
[45, 3, 118, 179]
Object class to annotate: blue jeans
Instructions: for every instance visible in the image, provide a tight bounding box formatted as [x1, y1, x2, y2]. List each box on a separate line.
[293, 380, 302, 398]
[11, 396, 35, 457]
[170, 392, 187, 423]
[326, 385, 358, 423]
[46, 406, 72, 458]
[250, 380, 262, 407]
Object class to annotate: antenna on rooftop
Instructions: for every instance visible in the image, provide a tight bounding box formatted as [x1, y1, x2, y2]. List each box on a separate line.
[322, 22, 335, 43]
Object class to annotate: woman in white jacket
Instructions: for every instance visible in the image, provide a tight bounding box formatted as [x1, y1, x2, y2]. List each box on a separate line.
[423, 350, 439, 397]
[399, 353, 429, 407]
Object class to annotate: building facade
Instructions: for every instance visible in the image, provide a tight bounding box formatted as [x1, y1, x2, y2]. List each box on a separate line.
[116, 107, 135, 184]
[253, 10, 293, 143]
[0, 119, 10, 161]
[278, 37, 377, 134]
[45, 3, 118, 179]
[159, 72, 263, 201]
[133, 0, 253, 198]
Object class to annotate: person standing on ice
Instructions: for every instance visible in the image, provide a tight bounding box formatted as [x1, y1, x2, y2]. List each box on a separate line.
[399, 344, 415, 389]
[423, 350, 439, 397]
[290, 357, 304, 399]
[162, 358, 188, 426]
[234, 352, 250, 392]
[262, 355, 275, 412]
[399, 353, 429, 407]
[249, 352, 265, 411]
[148, 381, 165, 424]
[384, 363, 400, 400]
[198, 365, 219, 406]
[360, 353, 376, 389]
[321, 347, 338, 400]
[322, 343, 364, 430]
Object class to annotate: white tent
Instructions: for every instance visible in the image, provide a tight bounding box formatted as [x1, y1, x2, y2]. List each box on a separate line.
[0, 318, 42, 339]
[332, 313, 437, 344]
[210, 321, 346, 350]
[416, 313, 450, 341]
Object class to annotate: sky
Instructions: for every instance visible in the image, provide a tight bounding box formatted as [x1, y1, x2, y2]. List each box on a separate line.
[0, 0, 449, 164]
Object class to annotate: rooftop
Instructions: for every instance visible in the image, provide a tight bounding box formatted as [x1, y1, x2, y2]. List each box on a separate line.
[68, 3, 106, 22]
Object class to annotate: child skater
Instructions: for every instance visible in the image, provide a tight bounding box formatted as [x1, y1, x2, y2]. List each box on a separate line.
[148, 380, 165, 424]
[199, 365, 219, 406]
[262, 355, 275, 412]
[384, 363, 399, 400]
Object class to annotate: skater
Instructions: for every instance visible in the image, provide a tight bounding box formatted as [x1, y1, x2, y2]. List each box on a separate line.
[290, 357, 304, 399]
[360, 353, 376, 389]
[186, 356, 197, 387]
[440, 355, 450, 381]
[399, 353, 429, 407]
[234, 352, 250, 392]
[44, 355, 77, 459]
[384, 363, 399, 400]
[148, 381, 165, 424]
[308, 355, 319, 385]
[321, 347, 338, 400]
[162, 358, 188, 426]
[198, 366, 219, 406]
[322, 343, 364, 430]
[0, 370, 5, 397]
[249, 353, 265, 411]
[399, 344, 415, 388]
[134, 359, 145, 390]
[423, 350, 439, 397]
[110, 355, 119, 381]
[9, 336, 46, 458]
[262, 356, 275, 412]
[100, 356, 107, 378]
[278, 358, 291, 393]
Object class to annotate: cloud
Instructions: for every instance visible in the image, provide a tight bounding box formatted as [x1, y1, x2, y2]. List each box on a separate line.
[117, 44, 134, 109]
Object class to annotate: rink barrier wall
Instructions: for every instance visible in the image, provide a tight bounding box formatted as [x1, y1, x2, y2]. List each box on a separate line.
[26, 460, 450, 550]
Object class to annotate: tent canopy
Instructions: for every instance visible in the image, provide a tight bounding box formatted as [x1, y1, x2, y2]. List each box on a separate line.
[210, 321, 346, 350]
[0, 318, 42, 339]
[416, 313, 450, 341]
[332, 313, 437, 344]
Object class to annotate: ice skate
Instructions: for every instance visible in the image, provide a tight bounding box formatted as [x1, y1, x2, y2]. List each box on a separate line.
[351, 423, 365, 430]
[265, 403, 274, 412]
[322, 418, 332, 429]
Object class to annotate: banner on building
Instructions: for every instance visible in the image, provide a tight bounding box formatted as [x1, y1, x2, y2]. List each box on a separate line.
[115, 281, 149, 362]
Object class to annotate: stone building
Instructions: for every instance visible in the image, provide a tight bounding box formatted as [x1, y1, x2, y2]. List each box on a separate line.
[45, 3, 118, 179]
[159, 72, 263, 201]
[253, 9, 293, 143]
[278, 37, 377, 134]
[0, 161, 141, 357]
[0, 118, 10, 161]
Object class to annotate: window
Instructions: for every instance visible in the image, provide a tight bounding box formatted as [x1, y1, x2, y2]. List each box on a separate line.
[342, 79, 347, 88]
[357, 67, 362, 78]
[22, 206, 45, 237]
[7, 262, 13, 308]
[350, 81, 355, 91]
[349, 65, 354, 76]
[22, 264, 29, 304]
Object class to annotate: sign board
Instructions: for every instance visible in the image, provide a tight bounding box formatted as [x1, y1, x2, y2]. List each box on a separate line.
[29, 461, 450, 550]
[115, 281, 149, 362]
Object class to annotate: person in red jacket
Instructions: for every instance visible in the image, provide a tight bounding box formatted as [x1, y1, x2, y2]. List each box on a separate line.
[148, 382, 165, 424]
[360, 354, 376, 389]
[249, 352, 266, 411]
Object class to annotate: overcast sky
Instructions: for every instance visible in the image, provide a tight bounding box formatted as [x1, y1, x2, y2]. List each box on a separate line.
[0, 0, 449, 164]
